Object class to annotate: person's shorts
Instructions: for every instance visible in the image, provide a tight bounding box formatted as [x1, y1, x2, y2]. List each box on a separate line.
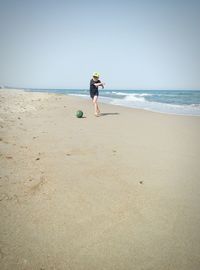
[90, 90, 99, 99]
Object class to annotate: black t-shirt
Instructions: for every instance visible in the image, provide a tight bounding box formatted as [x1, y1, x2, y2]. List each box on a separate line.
[90, 79, 101, 91]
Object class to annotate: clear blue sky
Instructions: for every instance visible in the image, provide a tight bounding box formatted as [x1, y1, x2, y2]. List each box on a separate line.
[0, 0, 199, 90]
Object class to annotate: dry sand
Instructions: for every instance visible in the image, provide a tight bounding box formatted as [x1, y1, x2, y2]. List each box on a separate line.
[0, 88, 200, 270]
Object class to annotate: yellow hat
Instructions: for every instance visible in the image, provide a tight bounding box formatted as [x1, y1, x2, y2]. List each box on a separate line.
[93, 72, 100, 78]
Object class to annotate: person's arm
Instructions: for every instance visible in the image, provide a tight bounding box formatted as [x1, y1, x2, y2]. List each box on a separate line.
[94, 82, 105, 88]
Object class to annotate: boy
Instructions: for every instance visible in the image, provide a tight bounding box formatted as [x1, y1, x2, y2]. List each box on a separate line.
[90, 72, 105, 116]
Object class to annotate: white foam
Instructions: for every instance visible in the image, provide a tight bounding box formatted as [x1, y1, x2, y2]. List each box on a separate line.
[111, 91, 125, 95]
[124, 94, 146, 102]
[111, 91, 153, 97]
[140, 93, 153, 97]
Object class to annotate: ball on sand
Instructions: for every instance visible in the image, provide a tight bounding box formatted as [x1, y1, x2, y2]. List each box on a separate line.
[76, 110, 83, 118]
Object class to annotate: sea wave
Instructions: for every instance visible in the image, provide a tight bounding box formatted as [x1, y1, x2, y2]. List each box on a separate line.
[111, 91, 153, 97]
[67, 92, 200, 116]
[123, 94, 146, 102]
[108, 98, 200, 116]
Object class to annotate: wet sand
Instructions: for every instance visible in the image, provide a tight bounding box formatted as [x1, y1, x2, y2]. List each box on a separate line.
[0, 88, 200, 269]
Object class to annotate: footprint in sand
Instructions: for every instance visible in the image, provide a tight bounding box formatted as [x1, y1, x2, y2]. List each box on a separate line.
[0, 193, 18, 202]
[0, 138, 6, 143]
[0, 193, 9, 202]
[35, 152, 44, 160]
[20, 145, 28, 149]
[5, 156, 13, 159]
[27, 176, 46, 196]
[0, 247, 5, 259]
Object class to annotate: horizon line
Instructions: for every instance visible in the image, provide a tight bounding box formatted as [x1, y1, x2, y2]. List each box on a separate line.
[1, 86, 200, 91]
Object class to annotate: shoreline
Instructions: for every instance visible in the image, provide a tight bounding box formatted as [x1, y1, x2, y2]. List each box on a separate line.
[21, 88, 200, 117]
[0, 88, 200, 269]
[3, 87, 199, 118]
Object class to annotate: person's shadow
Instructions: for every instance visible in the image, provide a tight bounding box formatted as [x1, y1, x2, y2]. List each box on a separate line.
[99, 112, 119, 116]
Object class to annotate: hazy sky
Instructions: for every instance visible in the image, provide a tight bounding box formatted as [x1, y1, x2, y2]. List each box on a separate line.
[0, 0, 199, 90]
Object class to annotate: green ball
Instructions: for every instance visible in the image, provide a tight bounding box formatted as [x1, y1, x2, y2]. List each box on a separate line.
[76, 110, 83, 118]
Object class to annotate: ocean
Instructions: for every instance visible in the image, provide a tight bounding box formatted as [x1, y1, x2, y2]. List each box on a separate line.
[25, 89, 200, 116]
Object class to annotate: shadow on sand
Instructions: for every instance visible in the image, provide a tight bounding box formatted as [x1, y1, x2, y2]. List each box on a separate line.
[99, 112, 119, 116]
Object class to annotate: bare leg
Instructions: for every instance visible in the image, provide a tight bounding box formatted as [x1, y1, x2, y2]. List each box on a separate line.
[93, 96, 100, 115]
[97, 104, 100, 113]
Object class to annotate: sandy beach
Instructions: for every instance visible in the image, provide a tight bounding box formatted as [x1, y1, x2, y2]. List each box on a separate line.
[0, 88, 200, 270]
